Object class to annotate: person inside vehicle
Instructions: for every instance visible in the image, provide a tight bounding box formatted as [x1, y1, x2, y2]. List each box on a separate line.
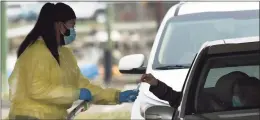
[8, 2, 138, 120]
[232, 76, 260, 108]
[140, 71, 257, 109]
[200, 71, 250, 112]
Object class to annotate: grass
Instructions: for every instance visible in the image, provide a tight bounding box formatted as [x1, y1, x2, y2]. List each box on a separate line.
[74, 111, 130, 120]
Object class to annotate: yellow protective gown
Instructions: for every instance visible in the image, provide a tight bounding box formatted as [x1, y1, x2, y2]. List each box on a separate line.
[8, 40, 120, 119]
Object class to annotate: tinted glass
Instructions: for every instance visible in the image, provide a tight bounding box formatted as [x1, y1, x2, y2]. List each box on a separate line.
[196, 52, 260, 113]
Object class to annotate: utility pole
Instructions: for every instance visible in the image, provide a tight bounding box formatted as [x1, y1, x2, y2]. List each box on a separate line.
[1, 1, 8, 97]
[154, 1, 164, 30]
[103, 3, 113, 86]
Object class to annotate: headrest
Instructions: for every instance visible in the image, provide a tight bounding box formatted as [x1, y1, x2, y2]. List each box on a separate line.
[215, 71, 249, 105]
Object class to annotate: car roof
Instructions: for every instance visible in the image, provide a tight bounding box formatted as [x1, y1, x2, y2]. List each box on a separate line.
[166, 2, 258, 19]
[204, 36, 259, 55]
[179, 2, 259, 15]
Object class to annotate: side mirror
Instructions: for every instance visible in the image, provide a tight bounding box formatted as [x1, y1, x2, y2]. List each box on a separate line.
[145, 106, 175, 120]
[118, 54, 146, 74]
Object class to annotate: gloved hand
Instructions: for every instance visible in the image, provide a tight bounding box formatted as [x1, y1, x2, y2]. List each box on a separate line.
[119, 90, 139, 103]
[79, 88, 92, 101]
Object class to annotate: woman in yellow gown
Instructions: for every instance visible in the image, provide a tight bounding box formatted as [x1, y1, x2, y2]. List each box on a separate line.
[8, 2, 138, 120]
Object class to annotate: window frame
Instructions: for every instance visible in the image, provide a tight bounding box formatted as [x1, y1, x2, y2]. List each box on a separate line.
[179, 47, 210, 117]
[180, 50, 260, 120]
[173, 53, 198, 120]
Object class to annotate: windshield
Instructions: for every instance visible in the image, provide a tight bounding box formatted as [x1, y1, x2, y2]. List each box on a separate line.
[153, 10, 259, 70]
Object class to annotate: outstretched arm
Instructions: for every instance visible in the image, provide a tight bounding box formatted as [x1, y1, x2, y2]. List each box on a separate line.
[141, 73, 181, 107]
[77, 73, 120, 105]
[149, 80, 181, 107]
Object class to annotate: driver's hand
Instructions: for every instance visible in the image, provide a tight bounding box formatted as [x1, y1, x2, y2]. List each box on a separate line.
[140, 73, 158, 86]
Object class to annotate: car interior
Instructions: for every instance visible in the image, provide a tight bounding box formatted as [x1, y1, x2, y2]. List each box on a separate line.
[195, 53, 260, 113]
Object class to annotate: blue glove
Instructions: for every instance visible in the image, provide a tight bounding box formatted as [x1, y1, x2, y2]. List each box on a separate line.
[79, 88, 92, 101]
[119, 90, 139, 103]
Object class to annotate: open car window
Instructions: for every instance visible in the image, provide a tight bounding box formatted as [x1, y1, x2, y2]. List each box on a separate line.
[195, 52, 260, 114]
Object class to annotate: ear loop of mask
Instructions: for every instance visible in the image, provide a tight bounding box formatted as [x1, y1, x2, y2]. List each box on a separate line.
[60, 23, 70, 36]
[232, 82, 243, 107]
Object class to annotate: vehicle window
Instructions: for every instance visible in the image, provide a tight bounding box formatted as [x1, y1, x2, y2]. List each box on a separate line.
[204, 66, 259, 88]
[195, 53, 260, 114]
[153, 10, 259, 69]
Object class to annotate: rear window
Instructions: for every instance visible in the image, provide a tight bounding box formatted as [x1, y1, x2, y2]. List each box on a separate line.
[195, 52, 260, 113]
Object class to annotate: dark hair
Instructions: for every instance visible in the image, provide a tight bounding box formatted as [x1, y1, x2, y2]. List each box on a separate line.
[17, 2, 76, 64]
